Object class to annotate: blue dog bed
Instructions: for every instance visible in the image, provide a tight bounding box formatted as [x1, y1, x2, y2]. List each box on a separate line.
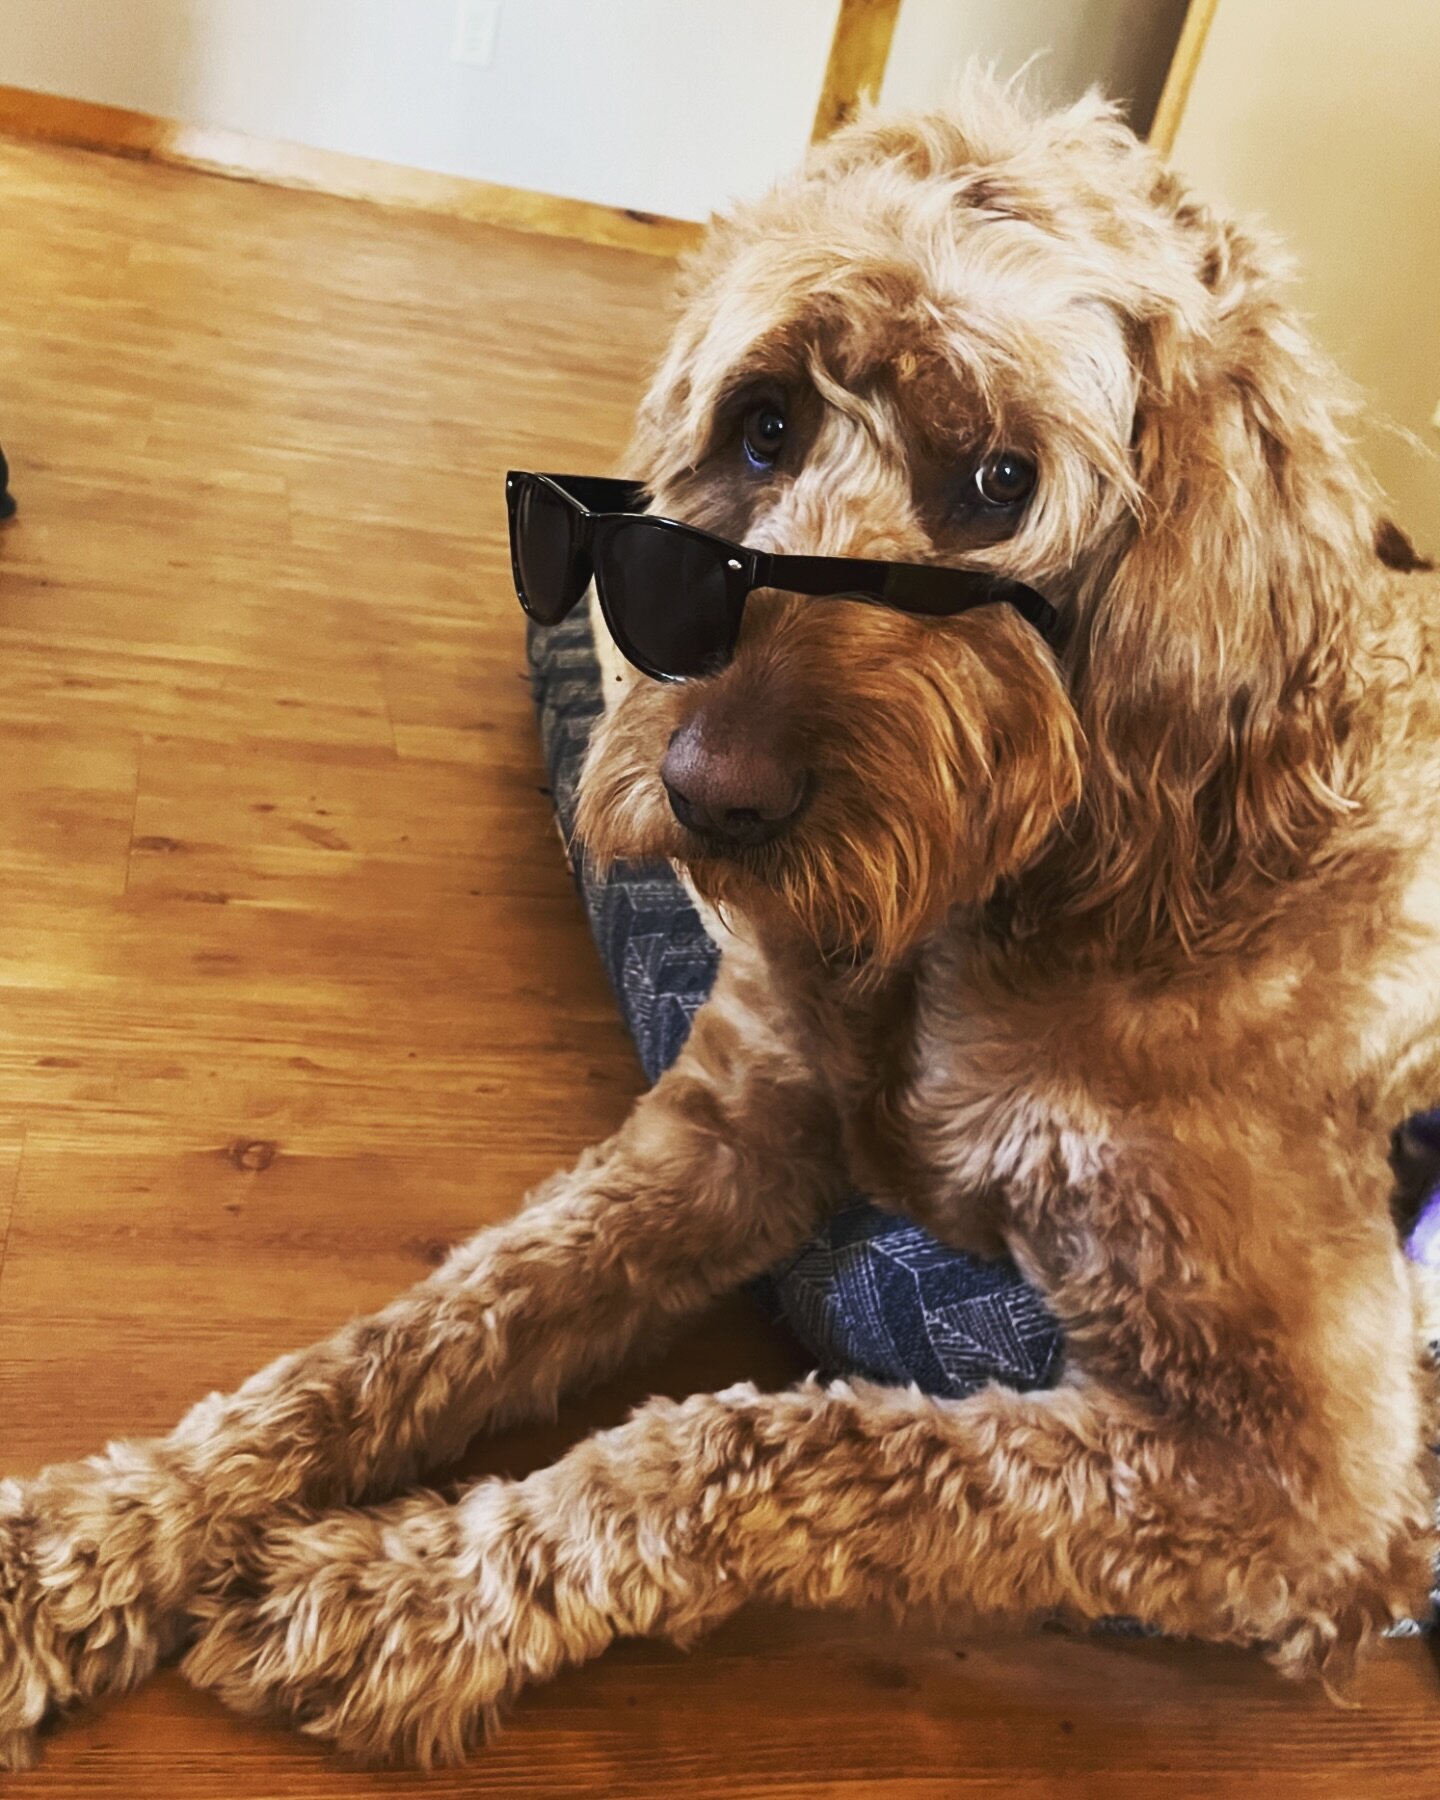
[528, 608, 1440, 1409]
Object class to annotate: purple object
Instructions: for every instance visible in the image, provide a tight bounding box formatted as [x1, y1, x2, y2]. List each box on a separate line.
[1402, 1111, 1440, 1266]
[1409, 1194, 1440, 1268]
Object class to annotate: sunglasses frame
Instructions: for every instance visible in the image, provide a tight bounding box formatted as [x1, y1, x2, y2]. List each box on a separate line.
[506, 470, 1059, 683]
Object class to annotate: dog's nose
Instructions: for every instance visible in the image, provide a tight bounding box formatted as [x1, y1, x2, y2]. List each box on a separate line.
[661, 714, 808, 847]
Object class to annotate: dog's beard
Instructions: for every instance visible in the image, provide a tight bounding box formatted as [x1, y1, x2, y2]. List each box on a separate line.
[575, 677, 966, 968]
[683, 823, 961, 971]
[576, 619, 1083, 971]
[576, 727, 947, 969]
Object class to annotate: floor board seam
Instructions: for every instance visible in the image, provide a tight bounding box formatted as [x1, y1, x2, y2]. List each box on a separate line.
[121, 731, 146, 896]
[0, 1125, 28, 1313]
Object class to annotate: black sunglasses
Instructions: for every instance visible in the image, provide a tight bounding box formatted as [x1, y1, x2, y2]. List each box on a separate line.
[506, 470, 1058, 682]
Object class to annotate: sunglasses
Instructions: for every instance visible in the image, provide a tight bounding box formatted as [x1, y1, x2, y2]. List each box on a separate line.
[506, 470, 1058, 682]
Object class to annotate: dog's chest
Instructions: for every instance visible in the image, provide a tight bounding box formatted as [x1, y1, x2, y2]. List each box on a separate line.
[809, 962, 1013, 1258]
[830, 971, 922, 1196]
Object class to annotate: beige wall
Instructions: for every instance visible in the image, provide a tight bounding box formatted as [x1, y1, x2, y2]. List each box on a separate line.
[1174, 0, 1440, 545]
[883, 0, 1188, 135]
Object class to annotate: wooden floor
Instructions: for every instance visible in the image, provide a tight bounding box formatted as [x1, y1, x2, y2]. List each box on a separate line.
[0, 135, 1435, 1798]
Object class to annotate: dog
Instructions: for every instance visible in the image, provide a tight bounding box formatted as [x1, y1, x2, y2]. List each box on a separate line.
[3, 76, 1439, 1770]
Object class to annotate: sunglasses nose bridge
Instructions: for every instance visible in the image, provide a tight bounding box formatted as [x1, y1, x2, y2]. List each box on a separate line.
[586, 513, 625, 611]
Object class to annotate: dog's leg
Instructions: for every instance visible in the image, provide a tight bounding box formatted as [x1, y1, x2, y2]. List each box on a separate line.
[0, 966, 841, 1769]
[182, 1373, 1430, 1767]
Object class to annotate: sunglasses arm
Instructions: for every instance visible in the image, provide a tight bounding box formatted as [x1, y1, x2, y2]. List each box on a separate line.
[753, 552, 1060, 641]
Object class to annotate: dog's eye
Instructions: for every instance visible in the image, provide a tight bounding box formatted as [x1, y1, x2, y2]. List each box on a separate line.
[741, 403, 787, 471]
[974, 451, 1037, 508]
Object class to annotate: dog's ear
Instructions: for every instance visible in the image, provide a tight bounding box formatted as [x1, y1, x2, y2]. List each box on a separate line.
[1059, 184, 1375, 952]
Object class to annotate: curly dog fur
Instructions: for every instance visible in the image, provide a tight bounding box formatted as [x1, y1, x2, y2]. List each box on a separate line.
[3, 77, 1439, 1769]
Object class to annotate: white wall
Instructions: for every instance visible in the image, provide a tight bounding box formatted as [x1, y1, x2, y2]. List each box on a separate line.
[1174, 0, 1440, 543]
[882, 0, 1188, 135]
[0, 0, 840, 221]
[1, 1, 1191, 224]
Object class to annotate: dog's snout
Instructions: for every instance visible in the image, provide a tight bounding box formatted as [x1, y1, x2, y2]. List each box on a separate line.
[661, 713, 808, 848]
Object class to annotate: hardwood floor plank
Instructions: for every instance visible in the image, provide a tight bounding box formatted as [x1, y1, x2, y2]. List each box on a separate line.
[0, 724, 140, 901]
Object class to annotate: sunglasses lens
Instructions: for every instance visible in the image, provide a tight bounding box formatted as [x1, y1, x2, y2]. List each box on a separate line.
[514, 479, 586, 625]
[601, 519, 736, 678]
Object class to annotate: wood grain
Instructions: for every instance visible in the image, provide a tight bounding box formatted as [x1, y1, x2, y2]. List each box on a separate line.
[0, 83, 702, 258]
[0, 130, 1435, 1796]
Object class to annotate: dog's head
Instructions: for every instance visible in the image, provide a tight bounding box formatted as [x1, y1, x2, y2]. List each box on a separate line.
[578, 78, 1375, 967]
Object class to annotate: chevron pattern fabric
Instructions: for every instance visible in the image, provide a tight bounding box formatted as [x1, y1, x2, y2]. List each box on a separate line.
[753, 1201, 1062, 1395]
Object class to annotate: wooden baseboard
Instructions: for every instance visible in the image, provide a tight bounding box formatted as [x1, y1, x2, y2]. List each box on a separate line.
[0, 82, 703, 257]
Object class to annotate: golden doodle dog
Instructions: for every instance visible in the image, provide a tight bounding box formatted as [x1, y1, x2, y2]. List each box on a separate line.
[3, 78, 1439, 1769]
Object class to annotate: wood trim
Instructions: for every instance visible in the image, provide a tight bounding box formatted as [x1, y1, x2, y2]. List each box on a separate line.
[0, 83, 702, 258]
[811, 0, 902, 142]
[1148, 0, 1220, 156]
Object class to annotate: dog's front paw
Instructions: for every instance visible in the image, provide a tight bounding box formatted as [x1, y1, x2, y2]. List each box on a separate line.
[184, 1484, 609, 1767]
[0, 1483, 49, 1773]
[0, 1463, 184, 1768]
